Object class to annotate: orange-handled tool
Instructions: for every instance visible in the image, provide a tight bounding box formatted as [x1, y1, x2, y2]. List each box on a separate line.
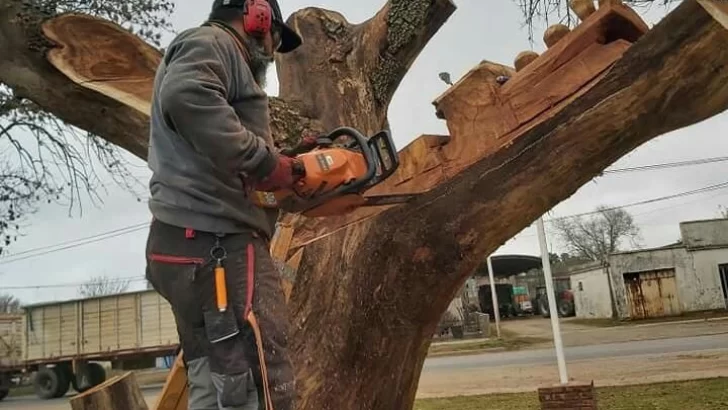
[215, 260, 228, 312]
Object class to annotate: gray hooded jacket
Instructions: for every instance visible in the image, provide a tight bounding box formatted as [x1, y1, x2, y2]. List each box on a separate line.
[147, 23, 279, 238]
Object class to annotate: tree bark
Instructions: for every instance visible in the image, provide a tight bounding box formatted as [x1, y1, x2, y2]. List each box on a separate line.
[69, 372, 149, 410]
[2, 0, 728, 409]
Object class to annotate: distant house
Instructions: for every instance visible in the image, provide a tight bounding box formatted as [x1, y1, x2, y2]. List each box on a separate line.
[570, 218, 728, 320]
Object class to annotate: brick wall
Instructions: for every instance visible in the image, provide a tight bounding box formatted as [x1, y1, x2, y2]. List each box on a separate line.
[538, 381, 597, 409]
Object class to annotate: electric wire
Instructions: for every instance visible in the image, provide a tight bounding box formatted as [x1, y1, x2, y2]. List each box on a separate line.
[4, 155, 726, 263]
[545, 180, 728, 222]
[2, 156, 728, 288]
[601, 156, 728, 175]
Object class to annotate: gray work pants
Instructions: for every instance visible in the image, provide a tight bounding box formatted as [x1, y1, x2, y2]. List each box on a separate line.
[187, 356, 258, 410]
[146, 219, 296, 410]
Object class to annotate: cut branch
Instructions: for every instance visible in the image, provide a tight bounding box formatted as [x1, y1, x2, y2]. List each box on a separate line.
[363, 0, 457, 105]
[274, 0, 456, 134]
[0, 3, 314, 160]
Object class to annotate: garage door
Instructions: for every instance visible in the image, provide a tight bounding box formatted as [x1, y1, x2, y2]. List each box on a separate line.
[624, 269, 680, 319]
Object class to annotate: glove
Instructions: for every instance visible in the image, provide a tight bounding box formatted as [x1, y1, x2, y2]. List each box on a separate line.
[254, 154, 302, 192]
[280, 131, 321, 157]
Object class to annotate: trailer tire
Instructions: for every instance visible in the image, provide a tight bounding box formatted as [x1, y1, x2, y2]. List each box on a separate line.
[72, 362, 107, 392]
[52, 365, 71, 398]
[34, 367, 62, 400]
[0, 373, 9, 401]
[88, 362, 106, 385]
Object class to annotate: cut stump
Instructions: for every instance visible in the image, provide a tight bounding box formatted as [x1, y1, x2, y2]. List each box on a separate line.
[69, 371, 148, 410]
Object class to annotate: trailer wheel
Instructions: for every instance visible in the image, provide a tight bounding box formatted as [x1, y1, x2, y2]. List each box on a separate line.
[33, 367, 62, 400]
[0, 372, 10, 401]
[52, 365, 72, 398]
[88, 362, 106, 385]
[72, 362, 107, 392]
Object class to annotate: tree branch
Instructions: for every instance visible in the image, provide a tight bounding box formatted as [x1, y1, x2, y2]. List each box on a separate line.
[363, 0, 457, 105]
[1, 2, 316, 162]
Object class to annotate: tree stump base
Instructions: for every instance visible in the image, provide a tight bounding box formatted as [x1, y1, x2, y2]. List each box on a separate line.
[538, 381, 597, 410]
[70, 371, 149, 410]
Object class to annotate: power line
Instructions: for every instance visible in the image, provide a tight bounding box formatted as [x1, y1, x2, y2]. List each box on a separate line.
[1, 222, 149, 259]
[545, 180, 728, 222]
[1, 156, 727, 265]
[0, 276, 147, 290]
[5, 179, 728, 290]
[0, 223, 149, 265]
[602, 156, 728, 175]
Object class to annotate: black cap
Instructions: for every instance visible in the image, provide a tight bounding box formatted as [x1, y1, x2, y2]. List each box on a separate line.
[211, 0, 302, 53]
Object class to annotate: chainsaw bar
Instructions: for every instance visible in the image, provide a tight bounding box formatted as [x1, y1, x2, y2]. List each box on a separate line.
[361, 192, 422, 207]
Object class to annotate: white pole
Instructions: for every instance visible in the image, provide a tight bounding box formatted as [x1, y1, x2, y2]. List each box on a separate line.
[536, 217, 569, 384]
[486, 255, 501, 338]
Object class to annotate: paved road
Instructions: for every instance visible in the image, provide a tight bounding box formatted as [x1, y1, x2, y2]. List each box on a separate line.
[5, 333, 728, 408]
[423, 332, 728, 370]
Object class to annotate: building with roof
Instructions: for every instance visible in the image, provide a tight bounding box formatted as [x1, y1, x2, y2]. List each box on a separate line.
[569, 217, 728, 320]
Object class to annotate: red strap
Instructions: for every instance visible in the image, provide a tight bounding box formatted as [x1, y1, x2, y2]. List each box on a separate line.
[244, 243, 255, 319]
[185, 228, 195, 239]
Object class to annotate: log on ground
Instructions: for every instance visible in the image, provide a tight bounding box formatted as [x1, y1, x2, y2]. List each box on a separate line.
[70, 371, 148, 410]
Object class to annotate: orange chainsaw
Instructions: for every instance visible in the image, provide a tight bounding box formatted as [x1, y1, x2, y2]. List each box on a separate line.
[251, 127, 417, 217]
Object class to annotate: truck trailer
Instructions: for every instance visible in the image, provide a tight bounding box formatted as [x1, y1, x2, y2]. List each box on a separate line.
[0, 289, 179, 400]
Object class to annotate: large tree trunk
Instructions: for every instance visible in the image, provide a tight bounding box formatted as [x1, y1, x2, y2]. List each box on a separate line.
[3, 0, 728, 409]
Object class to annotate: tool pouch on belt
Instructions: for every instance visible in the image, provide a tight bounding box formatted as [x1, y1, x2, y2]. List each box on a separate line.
[200, 265, 255, 408]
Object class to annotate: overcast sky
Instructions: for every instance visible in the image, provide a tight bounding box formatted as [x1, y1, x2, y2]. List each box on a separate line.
[2, 0, 727, 305]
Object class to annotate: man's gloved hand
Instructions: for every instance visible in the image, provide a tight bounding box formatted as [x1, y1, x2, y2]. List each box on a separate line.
[254, 154, 303, 192]
[280, 131, 321, 158]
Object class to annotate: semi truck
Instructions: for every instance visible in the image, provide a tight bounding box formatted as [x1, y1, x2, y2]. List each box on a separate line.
[0, 289, 179, 400]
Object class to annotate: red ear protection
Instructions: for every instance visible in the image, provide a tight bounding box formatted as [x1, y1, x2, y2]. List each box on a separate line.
[243, 0, 272, 36]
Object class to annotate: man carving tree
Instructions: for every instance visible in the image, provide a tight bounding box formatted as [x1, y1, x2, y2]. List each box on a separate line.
[144, 0, 303, 409]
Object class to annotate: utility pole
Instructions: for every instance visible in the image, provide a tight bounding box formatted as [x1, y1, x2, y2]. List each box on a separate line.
[486, 255, 501, 338]
[536, 217, 568, 384]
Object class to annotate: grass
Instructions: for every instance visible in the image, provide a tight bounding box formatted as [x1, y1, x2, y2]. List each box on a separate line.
[427, 329, 549, 357]
[568, 309, 728, 328]
[413, 378, 728, 410]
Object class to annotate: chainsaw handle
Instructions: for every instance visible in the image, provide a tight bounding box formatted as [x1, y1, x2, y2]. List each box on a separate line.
[324, 127, 378, 189]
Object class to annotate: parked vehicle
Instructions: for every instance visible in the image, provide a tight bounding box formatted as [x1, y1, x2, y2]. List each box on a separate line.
[478, 283, 519, 319]
[0, 290, 179, 400]
[532, 279, 576, 318]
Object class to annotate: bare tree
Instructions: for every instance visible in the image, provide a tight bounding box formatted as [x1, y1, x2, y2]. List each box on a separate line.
[552, 205, 641, 262]
[0, 293, 22, 313]
[0, 0, 175, 256]
[549, 252, 591, 269]
[719, 205, 728, 218]
[77, 276, 131, 298]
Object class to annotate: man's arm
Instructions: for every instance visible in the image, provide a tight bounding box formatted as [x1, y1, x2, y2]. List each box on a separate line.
[158, 32, 277, 180]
